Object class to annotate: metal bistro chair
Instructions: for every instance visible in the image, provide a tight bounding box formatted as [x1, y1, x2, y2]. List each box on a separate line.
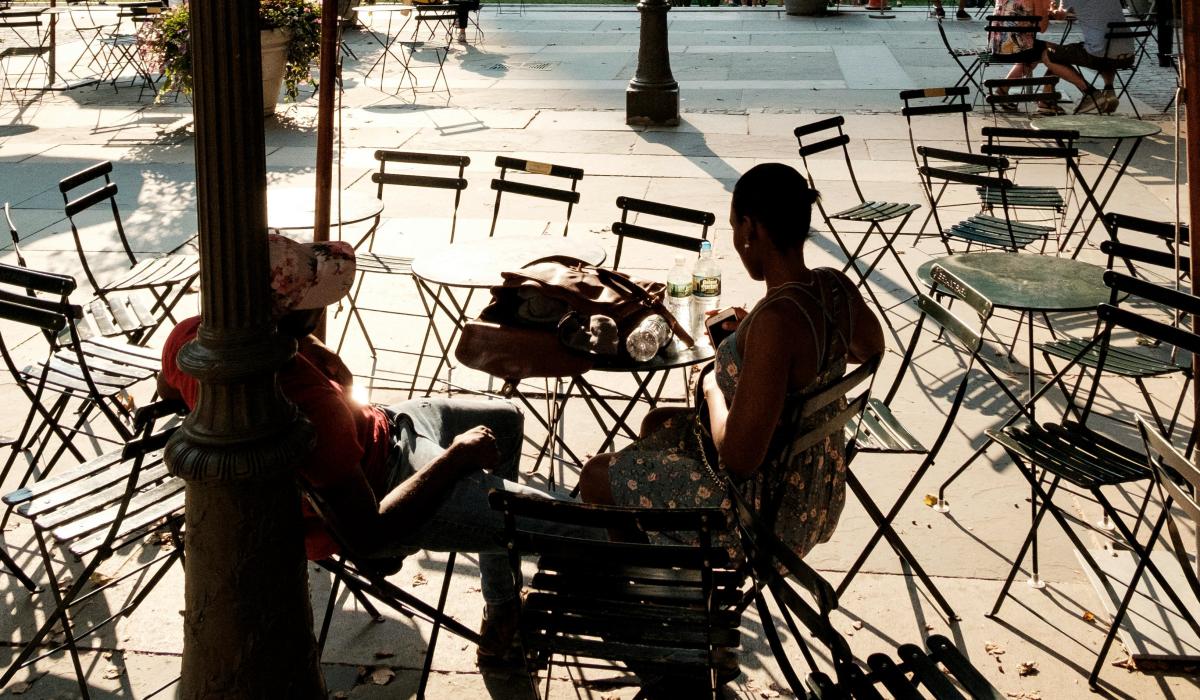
[0, 400, 186, 700]
[334, 150, 469, 399]
[840, 266, 1027, 621]
[793, 116, 921, 331]
[6, 203, 157, 345]
[982, 75, 1065, 119]
[0, 9, 52, 105]
[1036, 236, 1192, 441]
[985, 273, 1200, 674]
[977, 126, 1081, 242]
[488, 490, 744, 700]
[917, 146, 1052, 254]
[488, 156, 584, 238]
[96, 2, 164, 98]
[899, 86, 984, 239]
[1081, 20, 1156, 118]
[302, 483, 478, 700]
[59, 161, 199, 342]
[935, 16, 989, 95]
[981, 14, 1042, 86]
[0, 264, 161, 501]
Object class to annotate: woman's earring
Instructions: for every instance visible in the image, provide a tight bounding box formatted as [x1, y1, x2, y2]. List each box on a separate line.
[742, 243, 750, 250]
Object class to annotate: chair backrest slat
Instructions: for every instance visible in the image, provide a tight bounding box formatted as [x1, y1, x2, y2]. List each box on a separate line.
[58, 160, 113, 193]
[1105, 270, 1200, 320]
[0, 262, 78, 297]
[371, 172, 467, 191]
[0, 298, 69, 332]
[490, 179, 580, 204]
[495, 155, 583, 181]
[64, 182, 120, 218]
[616, 196, 715, 226]
[1100, 241, 1189, 275]
[797, 133, 850, 158]
[1106, 212, 1190, 245]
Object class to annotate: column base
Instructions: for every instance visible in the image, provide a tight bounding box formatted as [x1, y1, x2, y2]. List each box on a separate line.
[626, 83, 680, 127]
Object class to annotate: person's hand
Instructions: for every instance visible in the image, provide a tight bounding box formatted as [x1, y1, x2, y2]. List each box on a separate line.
[298, 334, 354, 392]
[705, 306, 748, 333]
[447, 425, 500, 473]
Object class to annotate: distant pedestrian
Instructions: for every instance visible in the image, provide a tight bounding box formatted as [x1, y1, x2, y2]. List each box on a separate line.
[932, 0, 970, 20]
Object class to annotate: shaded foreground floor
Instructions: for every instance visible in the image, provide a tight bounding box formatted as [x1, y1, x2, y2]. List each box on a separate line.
[0, 4, 1195, 698]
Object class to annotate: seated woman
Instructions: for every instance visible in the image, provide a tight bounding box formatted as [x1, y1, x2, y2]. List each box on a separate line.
[579, 163, 885, 563]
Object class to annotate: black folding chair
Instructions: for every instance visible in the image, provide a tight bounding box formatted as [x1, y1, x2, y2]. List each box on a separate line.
[935, 16, 989, 95]
[917, 146, 1052, 252]
[0, 400, 186, 700]
[0, 9, 52, 104]
[59, 161, 199, 343]
[986, 273, 1200, 664]
[0, 263, 161, 502]
[982, 75, 1064, 118]
[981, 14, 1041, 85]
[899, 86, 980, 238]
[1037, 238, 1192, 440]
[488, 156, 584, 238]
[610, 195, 713, 270]
[334, 150, 469, 399]
[977, 126, 1080, 237]
[1081, 20, 1155, 118]
[5, 202, 157, 345]
[488, 490, 744, 700]
[301, 483, 477, 700]
[794, 116, 920, 330]
[840, 266, 1027, 620]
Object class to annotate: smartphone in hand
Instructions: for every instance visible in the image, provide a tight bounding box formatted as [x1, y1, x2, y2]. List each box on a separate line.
[704, 308, 738, 348]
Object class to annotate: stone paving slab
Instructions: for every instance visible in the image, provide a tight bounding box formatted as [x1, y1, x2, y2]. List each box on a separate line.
[0, 3, 1194, 698]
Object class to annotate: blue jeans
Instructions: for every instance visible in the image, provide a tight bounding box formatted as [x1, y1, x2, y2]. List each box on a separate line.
[375, 398, 596, 606]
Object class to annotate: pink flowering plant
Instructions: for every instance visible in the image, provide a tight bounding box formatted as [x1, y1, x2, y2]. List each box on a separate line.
[141, 0, 322, 102]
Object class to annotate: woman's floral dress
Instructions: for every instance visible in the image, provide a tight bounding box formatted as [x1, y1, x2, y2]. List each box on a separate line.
[608, 269, 854, 563]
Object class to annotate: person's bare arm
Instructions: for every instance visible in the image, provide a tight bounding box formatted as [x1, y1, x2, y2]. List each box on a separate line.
[846, 291, 885, 365]
[707, 305, 799, 478]
[315, 426, 499, 555]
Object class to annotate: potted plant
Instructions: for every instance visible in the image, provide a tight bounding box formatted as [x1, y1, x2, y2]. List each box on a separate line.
[141, 0, 322, 115]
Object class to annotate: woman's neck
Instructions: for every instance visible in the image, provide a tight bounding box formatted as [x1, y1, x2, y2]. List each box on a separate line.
[761, 250, 814, 291]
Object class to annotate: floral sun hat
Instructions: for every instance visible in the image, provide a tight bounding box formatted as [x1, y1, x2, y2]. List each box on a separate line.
[267, 232, 356, 315]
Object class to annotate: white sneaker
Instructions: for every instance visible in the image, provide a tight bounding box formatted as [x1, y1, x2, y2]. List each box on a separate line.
[456, 30, 467, 43]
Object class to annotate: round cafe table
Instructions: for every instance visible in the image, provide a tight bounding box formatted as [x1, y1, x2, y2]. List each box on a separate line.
[266, 187, 384, 232]
[1031, 114, 1161, 258]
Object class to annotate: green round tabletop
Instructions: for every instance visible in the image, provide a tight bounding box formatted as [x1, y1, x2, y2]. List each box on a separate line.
[916, 252, 1110, 313]
[1031, 114, 1161, 140]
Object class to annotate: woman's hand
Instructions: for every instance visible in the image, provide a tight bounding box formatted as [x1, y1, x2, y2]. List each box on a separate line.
[705, 306, 748, 333]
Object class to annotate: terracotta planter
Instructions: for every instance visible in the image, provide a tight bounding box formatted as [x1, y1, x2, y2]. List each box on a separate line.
[260, 29, 290, 116]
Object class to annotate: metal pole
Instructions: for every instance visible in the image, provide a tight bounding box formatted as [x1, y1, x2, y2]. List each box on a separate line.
[626, 0, 679, 126]
[165, 0, 324, 695]
[1184, 0, 1198, 450]
[311, 0, 340, 341]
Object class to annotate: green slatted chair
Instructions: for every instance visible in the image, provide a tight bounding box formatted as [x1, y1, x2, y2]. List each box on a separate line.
[840, 265, 1028, 621]
[487, 490, 744, 699]
[977, 126, 1079, 237]
[793, 116, 921, 331]
[917, 146, 1053, 251]
[899, 86, 984, 239]
[488, 156, 584, 238]
[1037, 233, 1192, 440]
[986, 273, 1200, 661]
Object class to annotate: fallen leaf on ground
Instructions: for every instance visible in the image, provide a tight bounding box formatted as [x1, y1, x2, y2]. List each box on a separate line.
[102, 665, 122, 680]
[1005, 692, 1042, 699]
[1082, 610, 1096, 623]
[412, 572, 428, 587]
[1017, 662, 1039, 676]
[852, 621, 864, 630]
[997, 663, 1004, 673]
[369, 667, 395, 686]
[984, 642, 1005, 656]
[1111, 656, 1138, 672]
[374, 649, 395, 660]
[925, 624, 935, 632]
[90, 572, 114, 586]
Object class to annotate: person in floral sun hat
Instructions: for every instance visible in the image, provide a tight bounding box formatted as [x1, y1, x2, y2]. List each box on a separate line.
[159, 232, 594, 666]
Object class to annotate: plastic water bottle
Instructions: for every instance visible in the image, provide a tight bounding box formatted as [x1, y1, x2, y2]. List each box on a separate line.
[692, 241, 721, 342]
[666, 255, 693, 347]
[625, 315, 671, 362]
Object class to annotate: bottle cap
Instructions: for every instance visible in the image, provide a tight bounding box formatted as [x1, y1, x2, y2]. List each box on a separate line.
[700, 240, 713, 254]
[674, 255, 687, 266]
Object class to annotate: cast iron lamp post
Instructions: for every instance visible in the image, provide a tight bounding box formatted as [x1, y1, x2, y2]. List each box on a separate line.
[164, 0, 324, 696]
[626, 0, 680, 126]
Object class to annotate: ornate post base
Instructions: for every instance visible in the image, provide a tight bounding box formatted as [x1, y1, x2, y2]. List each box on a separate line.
[626, 0, 679, 127]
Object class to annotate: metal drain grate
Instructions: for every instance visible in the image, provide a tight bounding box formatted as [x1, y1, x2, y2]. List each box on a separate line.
[486, 61, 556, 71]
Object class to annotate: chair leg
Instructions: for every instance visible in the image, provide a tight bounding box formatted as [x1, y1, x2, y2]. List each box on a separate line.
[417, 551, 457, 700]
[755, 589, 810, 696]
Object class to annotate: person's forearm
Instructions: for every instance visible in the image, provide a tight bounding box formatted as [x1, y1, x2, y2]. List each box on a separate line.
[377, 448, 472, 536]
[704, 383, 730, 453]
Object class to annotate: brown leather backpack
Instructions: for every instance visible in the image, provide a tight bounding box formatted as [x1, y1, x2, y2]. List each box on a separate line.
[455, 256, 694, 381]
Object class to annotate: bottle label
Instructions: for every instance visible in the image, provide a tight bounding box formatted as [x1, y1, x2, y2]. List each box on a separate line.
[693, 275, 721, 297]
[668, 281, 692, 298]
